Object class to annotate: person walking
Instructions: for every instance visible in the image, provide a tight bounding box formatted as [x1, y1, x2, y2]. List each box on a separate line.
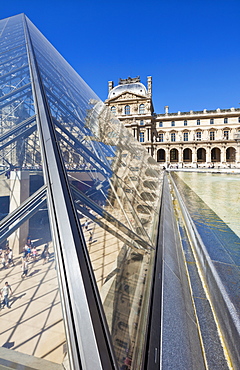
[8, 249, 14, 267]
[21, 260, 28, 278]
[1, 282, 12, 308]
[1, 252, 7, 269]
[41, 244, 50, 264]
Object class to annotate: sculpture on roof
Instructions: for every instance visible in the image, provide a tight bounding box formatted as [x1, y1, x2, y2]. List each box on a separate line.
[119, 76, 140, 85]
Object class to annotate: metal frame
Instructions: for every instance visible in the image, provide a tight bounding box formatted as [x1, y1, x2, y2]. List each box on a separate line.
[24, 15, 118, 370]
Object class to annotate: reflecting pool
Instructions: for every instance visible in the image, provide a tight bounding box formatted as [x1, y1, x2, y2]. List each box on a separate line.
[174, 171, 240, 238]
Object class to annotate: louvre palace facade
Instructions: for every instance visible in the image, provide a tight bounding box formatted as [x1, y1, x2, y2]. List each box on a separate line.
[105, 76, 240, 168]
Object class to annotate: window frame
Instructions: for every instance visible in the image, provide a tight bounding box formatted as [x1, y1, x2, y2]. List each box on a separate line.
[111, 106, 116, 115]
[139, 132, 145, 142]
[171, 132, 176, 142]
[183, 132, 188, 141]
[124, 105, 130, 115]
[139, 104, 145, 114]
[196, 131, 202, 141]
[210, 131, 215, 140]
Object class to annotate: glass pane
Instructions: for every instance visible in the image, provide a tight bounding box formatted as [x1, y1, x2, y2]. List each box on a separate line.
[0, 196, 69, 368]
[25, 16, 164, 369]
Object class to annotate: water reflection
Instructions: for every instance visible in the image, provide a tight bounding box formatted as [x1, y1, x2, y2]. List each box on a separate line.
[171, 171, 240, 317]
[175, 172, 240, 238]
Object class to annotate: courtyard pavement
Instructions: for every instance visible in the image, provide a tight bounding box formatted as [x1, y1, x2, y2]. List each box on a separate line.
[0, 244, 67, 367]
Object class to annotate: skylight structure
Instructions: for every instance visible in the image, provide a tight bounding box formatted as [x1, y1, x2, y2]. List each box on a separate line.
[0, 14, 163, 369]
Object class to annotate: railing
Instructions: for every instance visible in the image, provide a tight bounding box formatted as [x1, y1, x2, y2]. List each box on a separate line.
[156, 107, 240, 118]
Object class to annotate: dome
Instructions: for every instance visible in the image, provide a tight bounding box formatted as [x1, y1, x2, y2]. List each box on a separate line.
[108, 82, 147, 99]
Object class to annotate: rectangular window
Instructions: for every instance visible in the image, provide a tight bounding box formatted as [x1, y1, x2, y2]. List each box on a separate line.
[171, 121, 175, 126]
[159, 133, 164, 142]
[224, 130, 229, 140]
[210, 131, 215, 140]
[210, 118, 214, 124]
[140, 120, 144, 125]
[171, 133, 176, 142]
[224, 118, 228, 124]
[184, 120, 187, 126]
[197, 119, 200, 125]
[183, 132, 188, 141]
[159, 121, 163, 127]
[196, 132, 201, 141]
[139, 132, 144, 142]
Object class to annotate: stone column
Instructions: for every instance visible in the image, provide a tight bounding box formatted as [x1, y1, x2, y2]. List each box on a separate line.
[8, 171, 30, 254]
[206, 145, 211, 164]
[147, 128, 151, 142]
[192, 146, 197, 164]
[221, 146, 226, 166]
[234, 142, 240, 166]
[166, 146, 170, 165]
[178, 145, 183, 165]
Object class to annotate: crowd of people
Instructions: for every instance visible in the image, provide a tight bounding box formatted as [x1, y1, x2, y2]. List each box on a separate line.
[21, 238, 50, 278]
[0, 238, 51, 308]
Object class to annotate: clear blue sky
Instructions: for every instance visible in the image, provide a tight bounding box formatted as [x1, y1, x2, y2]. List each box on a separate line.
[1, 0, 240, 114]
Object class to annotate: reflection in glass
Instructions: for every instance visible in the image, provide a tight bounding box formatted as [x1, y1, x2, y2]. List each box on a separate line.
[0, 191, 69, 367]
[0, 13, 164, 369]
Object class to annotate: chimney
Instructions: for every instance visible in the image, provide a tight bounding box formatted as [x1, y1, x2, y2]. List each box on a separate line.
[147, 76, 152, 97]
[108, 81, 114, 92]
[164, 105, 169, 115]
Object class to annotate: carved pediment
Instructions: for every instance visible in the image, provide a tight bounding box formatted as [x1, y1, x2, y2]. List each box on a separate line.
[108, 92, 147, 103]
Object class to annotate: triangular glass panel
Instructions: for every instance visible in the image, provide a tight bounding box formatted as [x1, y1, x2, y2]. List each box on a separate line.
[0, 13, 163, 369]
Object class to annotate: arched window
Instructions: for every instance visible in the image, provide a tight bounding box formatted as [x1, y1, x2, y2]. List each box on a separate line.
[226, 147, 236, 162]
[183, 148, 192, 161]
[139, 132, 144, 142]
[170, 148, 178, 162]
[157, 149, 165, 162]
[111, 106, 116, 115]
[125, 105, 130, 115]
[139, 104, 145, 114]
[197, 148, 206, 162]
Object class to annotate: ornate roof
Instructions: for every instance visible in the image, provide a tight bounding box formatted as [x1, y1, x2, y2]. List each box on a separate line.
[108, 82, 147, 99]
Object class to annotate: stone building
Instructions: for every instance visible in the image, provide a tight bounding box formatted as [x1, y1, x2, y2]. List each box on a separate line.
[105, 76, 240, 168]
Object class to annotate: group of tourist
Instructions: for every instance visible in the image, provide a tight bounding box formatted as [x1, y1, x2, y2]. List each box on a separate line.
[21, 238, 50, 277]
[0, 238, 51, 309]
[0, 246, 14, 269]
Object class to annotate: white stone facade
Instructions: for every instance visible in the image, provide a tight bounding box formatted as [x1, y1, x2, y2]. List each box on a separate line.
[105, 77, 240, 168]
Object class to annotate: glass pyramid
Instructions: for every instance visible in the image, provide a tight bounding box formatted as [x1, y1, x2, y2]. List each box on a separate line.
[0, 13, 163, 369]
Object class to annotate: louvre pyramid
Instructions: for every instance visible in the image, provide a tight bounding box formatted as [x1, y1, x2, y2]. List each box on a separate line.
[0, 13, 163, 369]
